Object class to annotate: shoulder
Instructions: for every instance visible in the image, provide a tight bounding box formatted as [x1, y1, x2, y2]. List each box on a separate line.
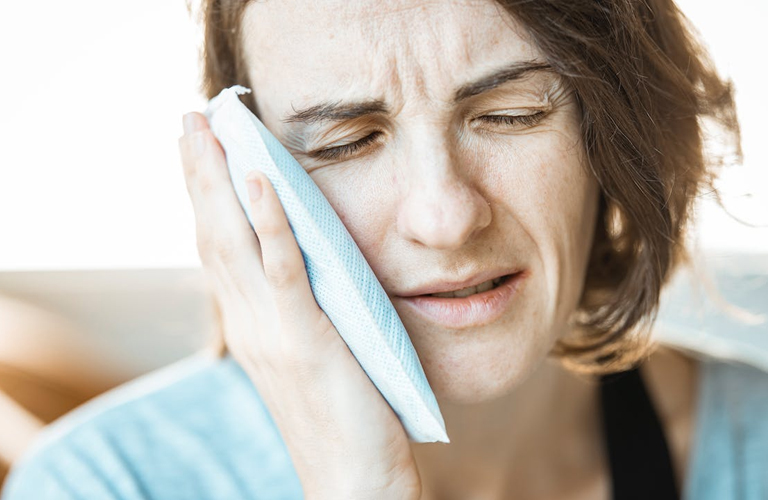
[641, 342, 768, 499]
[673, 346, 768, 499]
[653, 340, 768, 416]
[2, 353, 302, 500]
[695, 352, 768, 434]
[651, 341, 768, 436]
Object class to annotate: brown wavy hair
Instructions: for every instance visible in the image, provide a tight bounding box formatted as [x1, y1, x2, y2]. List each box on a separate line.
[192, 0, 741, 374]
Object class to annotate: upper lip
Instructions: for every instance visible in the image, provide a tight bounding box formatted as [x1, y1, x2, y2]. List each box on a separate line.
[395, 267, 522, 297]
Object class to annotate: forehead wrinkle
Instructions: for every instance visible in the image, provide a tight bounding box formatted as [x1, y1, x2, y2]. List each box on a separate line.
[347, 0, 493, 21]
[241, 0, 544, 133]
[360, 30, 412, 114]
[359, 4, 484, 111]
[392, 47, 433, 108]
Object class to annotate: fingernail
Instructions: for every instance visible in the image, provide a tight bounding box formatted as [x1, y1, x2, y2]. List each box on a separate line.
[246, 173, 262, 201]
[182, 113, 198, 135]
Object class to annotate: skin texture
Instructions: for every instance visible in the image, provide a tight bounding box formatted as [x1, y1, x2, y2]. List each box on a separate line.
[239, 0, 603, 496]
[180, 0, 699, 498]
[242, 0, 598, 403]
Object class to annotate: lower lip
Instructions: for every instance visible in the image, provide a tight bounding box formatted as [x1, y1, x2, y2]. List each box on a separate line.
[395, 271, 528, 329]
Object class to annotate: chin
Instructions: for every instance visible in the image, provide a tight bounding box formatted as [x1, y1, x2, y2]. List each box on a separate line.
[419, 333, 552, 405]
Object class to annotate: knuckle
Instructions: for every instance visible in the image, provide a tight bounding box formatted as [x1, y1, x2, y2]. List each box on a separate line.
[197, 171, 216, 196]
[213, 237, 240, 265]
[196, 235, 214, 261]
[195, 225, 211, 253]
[257, 215, 281, 237]
[194, 221, 215, 252]
[263, 255, 300, 287]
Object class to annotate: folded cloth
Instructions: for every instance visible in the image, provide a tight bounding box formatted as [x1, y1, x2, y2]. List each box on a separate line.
[204, 85, 448, 443]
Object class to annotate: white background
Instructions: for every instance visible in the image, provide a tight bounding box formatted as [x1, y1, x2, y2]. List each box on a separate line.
[1, 0, 766, 271]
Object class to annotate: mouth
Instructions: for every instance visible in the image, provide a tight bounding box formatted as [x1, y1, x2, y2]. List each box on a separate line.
[394, 271, 528, 329]
[424, 273, 512, 298]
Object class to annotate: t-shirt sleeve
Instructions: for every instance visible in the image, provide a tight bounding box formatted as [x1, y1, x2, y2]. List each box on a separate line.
[1, 355, 305, 500]
[683, 357, 768, 500]
[2, 438, 149, 500]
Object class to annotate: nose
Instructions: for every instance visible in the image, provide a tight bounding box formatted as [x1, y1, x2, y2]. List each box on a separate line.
[396, 125, 492, 250]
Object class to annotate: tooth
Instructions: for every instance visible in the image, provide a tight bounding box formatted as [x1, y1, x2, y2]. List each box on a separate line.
[476, 280, 494, 293]
[452, 286, 479, 298]
[428, 278, 500, 298]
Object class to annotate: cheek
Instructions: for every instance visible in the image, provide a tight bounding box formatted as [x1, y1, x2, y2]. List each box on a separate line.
[302, 129, 598, 403]
[309, 168, 390, 261]
[475, 128, 599, 325]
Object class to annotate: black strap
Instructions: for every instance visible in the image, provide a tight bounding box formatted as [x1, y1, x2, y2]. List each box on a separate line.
[599, 364, 680, 500]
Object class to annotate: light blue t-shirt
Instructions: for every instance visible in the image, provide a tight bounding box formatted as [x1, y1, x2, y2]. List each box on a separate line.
[3, 348, 768, 499]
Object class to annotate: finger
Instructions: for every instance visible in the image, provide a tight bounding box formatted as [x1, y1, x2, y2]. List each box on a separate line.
[182, 111, 207, 136]
[244, 171, 329, 339]
[177, 113, 265, 295]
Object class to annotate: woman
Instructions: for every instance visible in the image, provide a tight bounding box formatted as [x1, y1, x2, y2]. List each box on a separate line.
[3, 0, 765, 499]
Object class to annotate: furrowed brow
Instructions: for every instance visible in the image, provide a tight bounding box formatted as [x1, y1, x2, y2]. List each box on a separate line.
[280, 60, 553, 126]
[452, 60, 553, 103]
[282, 100, 390, 125]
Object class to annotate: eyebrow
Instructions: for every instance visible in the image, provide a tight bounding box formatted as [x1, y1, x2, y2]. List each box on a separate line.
[283, 99, 389, 125]
[280, 60, 553, 125]
[454, 60, 553, 101]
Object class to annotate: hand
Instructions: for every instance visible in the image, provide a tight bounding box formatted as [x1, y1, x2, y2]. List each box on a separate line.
[178, 112, 422, 499]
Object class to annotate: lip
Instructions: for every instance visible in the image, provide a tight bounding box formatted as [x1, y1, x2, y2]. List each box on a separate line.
[393, 270, 529, 329]
[396, 268, 522, 297]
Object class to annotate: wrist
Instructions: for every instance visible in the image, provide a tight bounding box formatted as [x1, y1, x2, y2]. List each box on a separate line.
[306, 480, 421, 500]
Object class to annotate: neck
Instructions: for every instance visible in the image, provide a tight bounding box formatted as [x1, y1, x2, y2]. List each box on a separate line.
[411, 356, 605, 500]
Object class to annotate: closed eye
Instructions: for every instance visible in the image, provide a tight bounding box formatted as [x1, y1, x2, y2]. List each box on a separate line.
[310, 111, 546, 161]
[478, 111, 546, 128]
[312, 131, 385, 161]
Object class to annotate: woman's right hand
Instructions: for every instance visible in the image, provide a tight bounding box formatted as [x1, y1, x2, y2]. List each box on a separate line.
[178, 112, 422, 500]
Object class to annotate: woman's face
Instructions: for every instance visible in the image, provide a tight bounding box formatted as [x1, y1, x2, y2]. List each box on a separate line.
[240, 0, 600, 403]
